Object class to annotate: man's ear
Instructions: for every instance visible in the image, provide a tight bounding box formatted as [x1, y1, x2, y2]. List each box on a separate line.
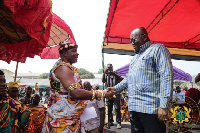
[142, 34, 147, 41]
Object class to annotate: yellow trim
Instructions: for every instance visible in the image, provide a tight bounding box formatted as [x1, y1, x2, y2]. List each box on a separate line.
[103, 42, 200, 57]
[103, 43, 134, 51]
[168, 48, 200, 56]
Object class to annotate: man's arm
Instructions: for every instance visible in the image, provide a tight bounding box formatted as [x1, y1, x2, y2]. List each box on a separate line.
[155, 45, 173, 109]
[114, 76, 128, 93]
[155, 45, 173, 121]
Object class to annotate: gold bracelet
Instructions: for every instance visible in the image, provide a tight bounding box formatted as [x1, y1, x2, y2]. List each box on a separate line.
[102, 90, 105, 98]
[91, 90, 95, 100]
[67, 83, 79, 95]
[96, 90, 104, 101]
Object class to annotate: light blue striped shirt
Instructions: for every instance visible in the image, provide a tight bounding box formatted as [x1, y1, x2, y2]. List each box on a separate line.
[115, 41, 173, 114]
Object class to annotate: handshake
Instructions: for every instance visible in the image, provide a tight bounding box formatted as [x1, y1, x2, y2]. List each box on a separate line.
[103, 87, 116, 98]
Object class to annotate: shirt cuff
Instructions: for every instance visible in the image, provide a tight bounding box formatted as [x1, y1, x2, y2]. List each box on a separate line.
[114, 85, 120, 93]
[159, 96, 171, 109]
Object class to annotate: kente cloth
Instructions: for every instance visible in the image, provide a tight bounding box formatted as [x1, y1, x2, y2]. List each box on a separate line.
[26, 106, 46, 133]
[14, 98, 31, 130]
[0, 94, 19, 133]
[43, 59, 87, 133]
[81, 99, 104, 132]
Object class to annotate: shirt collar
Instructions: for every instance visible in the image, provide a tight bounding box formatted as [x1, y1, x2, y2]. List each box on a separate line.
[137, 41, 152, 54]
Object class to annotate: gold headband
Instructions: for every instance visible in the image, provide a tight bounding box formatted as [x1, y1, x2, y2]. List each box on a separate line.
[58, 43, 77, 51]
[7, 81, 20, 88]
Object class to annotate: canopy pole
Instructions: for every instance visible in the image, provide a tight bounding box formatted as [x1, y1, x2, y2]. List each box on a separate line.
[14, 61, 19, 82]
[191, 82, 193, 88]
[102, 48, 105, 90]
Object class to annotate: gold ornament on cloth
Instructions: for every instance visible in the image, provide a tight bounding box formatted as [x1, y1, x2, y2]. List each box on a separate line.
[7, 81, 20, 88]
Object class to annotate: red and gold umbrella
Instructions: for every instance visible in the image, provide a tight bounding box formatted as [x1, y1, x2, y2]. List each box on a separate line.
[0, 0, 53, 63]
[39, 13, 76, 59]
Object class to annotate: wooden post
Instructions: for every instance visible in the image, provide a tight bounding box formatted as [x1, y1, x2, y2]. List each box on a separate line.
[14, 62, 19, 82]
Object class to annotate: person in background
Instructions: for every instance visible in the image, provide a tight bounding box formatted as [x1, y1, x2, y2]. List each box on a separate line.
[120, 92, 129, 122]
[81, 81, 105, 133]
[195, 73, 200, 83]
[106, 27, 174, 133]
[93, 83, 105, 133]
[172, 88, 177, 103]
[44, 94, 49, 104]
[34, 82, 39, 94]
[175, 86, 185, 104]
[7, 81, 31, 133]
[0, 70, 19, 132]
[42, 41, 114, 133]
[185, 88, 200, 105]
[182, 86, 188, 94]
[20, 86, 33, 105]
[102, 64, 123, 129]
[27, 94, 46, 133]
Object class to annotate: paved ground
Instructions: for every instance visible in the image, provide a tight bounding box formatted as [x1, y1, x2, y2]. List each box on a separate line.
[104, 115, 200, 133]
[104, 122, 200, 133]
[104, 110, 200, 133]
[104, 122, 131, 133]
[104, 112, 131, 133]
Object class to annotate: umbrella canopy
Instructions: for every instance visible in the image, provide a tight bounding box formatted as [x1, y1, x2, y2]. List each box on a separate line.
[115, 63, 192, 82]
[0, 0, 52, 63]
[103, 0, 200, 61]
[39, 14, 76, 59]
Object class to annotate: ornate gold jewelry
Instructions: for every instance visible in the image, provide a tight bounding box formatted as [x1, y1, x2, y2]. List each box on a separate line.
[95, 90, 104, 101]
[91, 90, 95, 100]
[67, 83, 79, 95]
[59, 43, 77, 51]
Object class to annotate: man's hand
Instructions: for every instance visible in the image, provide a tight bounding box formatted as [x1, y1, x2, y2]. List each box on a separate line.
[158, 107, 168, 122]
[103, 87, 116, 98]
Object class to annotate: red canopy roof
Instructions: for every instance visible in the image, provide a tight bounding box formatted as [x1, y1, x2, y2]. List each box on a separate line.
[103, 0, 200, 61]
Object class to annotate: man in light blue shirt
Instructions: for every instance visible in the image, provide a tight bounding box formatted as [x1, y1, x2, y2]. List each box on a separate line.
[175, 86, 185, 104]
[107, 27, 173, 133]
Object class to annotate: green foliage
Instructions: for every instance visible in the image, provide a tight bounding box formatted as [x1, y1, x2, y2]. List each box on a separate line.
[98, 68, 103, 74]
[38, 73, 49, 79]
[98, 65, 107, 74]
[174, 81, 184, 87]
[78, 68, 95, 79]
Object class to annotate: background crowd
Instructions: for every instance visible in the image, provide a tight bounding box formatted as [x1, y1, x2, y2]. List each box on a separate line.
[1, 27, 200, 133]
